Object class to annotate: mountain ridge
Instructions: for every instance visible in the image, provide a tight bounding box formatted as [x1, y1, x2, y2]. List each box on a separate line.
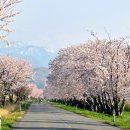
[0, 44, 57, 67]
[0, 44, 55, 89]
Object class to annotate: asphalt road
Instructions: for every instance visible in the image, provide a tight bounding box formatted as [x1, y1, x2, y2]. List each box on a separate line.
[12, 103, 122, 130]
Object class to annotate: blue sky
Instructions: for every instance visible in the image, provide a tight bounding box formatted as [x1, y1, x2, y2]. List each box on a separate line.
[9, 0, 130, 51]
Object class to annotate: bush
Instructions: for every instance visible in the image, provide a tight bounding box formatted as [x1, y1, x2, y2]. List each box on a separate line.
[21, 102, 31, 111]
[125, 102, 130, 111]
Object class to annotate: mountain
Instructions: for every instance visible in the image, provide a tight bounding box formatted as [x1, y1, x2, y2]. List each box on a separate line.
[33, 67, 49, 89]
[0, 44, 56, 89]
[0, 44, 57, 67]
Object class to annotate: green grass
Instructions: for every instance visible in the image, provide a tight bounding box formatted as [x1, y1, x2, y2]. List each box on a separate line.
[51, 102, 130, 130]
[1, 111, 24, 130]
[1, 102, 31, 130]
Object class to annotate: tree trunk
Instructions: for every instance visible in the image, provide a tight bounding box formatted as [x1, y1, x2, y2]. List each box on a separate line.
[120, 98, 126, 115]
[113, 96, 119, 116]
[1, 96, 6, 106]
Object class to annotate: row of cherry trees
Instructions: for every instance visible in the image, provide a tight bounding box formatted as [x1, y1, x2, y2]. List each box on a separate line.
[44, 37, 130, 116]
[0, 56, 33, 106]
[15, 83, 44, 103]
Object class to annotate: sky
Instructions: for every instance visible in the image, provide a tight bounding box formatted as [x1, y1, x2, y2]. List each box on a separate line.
[9, 0, 130, 51]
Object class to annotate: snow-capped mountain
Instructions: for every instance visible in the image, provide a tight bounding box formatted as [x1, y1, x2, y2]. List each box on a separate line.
[0, 44, 57, 67]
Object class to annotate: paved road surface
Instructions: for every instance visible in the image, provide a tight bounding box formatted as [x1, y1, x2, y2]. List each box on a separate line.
[12, 103, 121, 130]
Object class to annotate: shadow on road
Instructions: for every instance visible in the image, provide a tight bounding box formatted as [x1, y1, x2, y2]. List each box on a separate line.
[27, 111, 72, 114]
[12, 126, 93, 130]
[16, 120, 108, 126]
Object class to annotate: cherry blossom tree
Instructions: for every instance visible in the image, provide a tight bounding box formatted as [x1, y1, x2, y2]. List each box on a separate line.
[44, 36, 130, 116]
[15, 86, 30, 102]
[0, 0, 21, 44]
[0, 56, 33, 105]
[27, 83, 43, 99]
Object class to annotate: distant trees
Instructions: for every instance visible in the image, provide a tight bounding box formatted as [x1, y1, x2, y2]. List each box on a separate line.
[27, 83, 43, 99]
[0, 0, 21, 44]
[0, 56, 33, 106]
[44, 36, 130, 116]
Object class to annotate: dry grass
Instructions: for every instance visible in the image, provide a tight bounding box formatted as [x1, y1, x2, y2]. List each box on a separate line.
[0, 108, 9, 117]
[4, 104, 17, 112]
[0, 104, 17, 117]
[1, 102, 31, 130]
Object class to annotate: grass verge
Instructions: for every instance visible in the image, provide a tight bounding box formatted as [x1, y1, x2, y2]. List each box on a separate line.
[1, 102, 31, 130]
[51, 102, 130, 130]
